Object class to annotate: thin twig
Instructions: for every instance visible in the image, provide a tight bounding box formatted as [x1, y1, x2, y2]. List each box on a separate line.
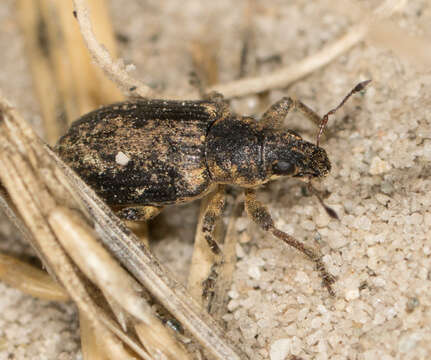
[73, 0, 404, 100]
[72, 0, 156, 98]
[208, 0, 403, 98]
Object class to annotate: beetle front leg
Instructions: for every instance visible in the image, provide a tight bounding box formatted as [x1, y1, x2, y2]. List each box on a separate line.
[201, 185, 226, 255]
[244, 188, 335, 296]
[260, 97, 322, 129]
[260, 97, 294, 129]
[115, 205, 163, 222]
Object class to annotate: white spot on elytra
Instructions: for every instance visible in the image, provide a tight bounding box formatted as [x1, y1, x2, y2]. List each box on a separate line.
[115, 151, 130, 166]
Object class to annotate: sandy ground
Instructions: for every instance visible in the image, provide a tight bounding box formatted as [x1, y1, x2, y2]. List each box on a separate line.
[0, 0, 430, 359]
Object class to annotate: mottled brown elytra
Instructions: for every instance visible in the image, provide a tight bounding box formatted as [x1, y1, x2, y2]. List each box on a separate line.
[56, 81, 369, 296]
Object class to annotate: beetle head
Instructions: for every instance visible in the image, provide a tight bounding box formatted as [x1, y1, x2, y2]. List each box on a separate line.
[264, 130, 331, 181]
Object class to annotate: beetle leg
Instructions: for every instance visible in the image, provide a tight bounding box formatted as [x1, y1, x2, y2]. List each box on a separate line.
[203, 91, 225, 103]
[260, 97, 322, 129]
[290, 99, 322, 127]
[260, 97, 293, 129]
[201, 185, 226, 255]
[244, 188, 335, 296]
[203, 91, 233, 119]
[189, 72, 232, 118]
[115, 205, 163, 222]
[189, 70, 225, 102]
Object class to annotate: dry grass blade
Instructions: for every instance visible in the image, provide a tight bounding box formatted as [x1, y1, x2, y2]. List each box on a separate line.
[0, 192, 56, 281]
[0, 253, 69, 302]
[79, 311, 142, 360]
[48, 207, 154, 324]
[16, 0, 123, 144]
[49, 207, 191, 359]
[0, 99, 146, 360]
[0, 98, 245, 359]
[135, 321, 190, 360]
[81, 310, 158, 360]
[207, 199, 242, 319]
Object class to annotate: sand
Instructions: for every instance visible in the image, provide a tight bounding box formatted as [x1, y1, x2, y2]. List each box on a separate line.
[0, 1, 430, 359]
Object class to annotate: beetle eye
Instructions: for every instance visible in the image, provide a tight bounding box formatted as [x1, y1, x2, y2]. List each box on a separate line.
[272, 161, 295, 175]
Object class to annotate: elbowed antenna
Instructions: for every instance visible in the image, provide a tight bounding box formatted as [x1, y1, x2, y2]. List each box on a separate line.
[316, 80, 371, 147]
[310, 80, 371, 220]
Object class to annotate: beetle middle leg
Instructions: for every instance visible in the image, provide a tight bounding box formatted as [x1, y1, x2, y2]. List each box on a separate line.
[244, 188, 335, 296]
[115, 205, 163, 222]
[201, 185, 226, 255]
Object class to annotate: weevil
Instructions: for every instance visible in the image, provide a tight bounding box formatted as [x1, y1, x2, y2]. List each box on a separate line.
[55, 81, 369, 295]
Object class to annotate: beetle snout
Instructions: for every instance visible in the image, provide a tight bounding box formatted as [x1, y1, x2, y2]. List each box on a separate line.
[310, 147, 331, 178]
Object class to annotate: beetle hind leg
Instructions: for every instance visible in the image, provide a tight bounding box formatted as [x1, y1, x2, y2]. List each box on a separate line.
[244, 188, 335, 296]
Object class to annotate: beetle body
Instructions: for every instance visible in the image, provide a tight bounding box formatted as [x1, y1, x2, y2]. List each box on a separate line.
[55, 98, 330, 207]
[55, 82, 370, 297]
